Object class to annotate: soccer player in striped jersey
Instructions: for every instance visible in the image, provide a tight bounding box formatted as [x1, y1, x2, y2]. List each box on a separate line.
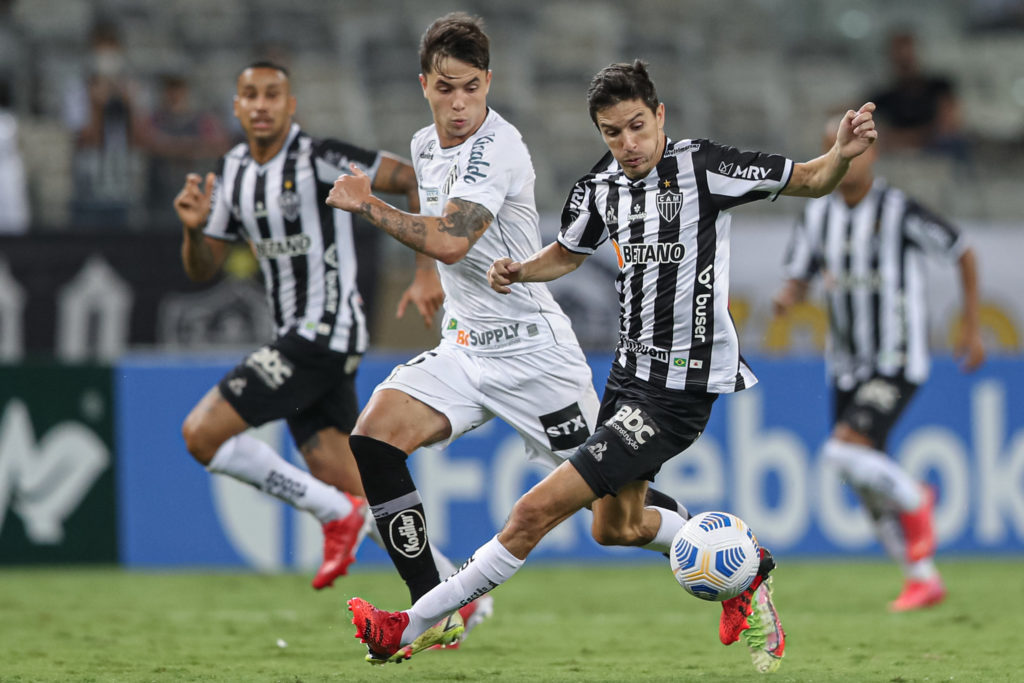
[345, 59, 878, 672]
[175, 61, 448, 591]
[329, 18, 696, 661]
[773, 114, 984, 611]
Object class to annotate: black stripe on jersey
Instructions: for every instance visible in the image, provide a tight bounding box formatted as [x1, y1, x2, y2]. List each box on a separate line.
[228, 155, 247, 237]
[869, 190, 888, 359]
[648, 156, 683, 387]
[314, 172, 341, 348]
[281, 135, 308, 319]
[253, 170, 284, 329]
[686, 149, 718, 389]
[625, 182, 648, 377]
[840, 215, 855, 358]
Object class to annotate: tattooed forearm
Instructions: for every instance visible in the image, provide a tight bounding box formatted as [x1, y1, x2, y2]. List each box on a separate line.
[439, 198, 493, 241]
[361, 201, 429, 252]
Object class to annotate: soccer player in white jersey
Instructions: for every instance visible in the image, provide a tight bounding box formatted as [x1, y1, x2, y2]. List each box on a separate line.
[327, 17, 694, 661]
[344, 59, 879, 672]
[773, 115, 984, 611]
[174, 62, 446, 591]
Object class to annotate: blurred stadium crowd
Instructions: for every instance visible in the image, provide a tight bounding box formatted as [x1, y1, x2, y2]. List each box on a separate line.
[2, 0, 1024, 234]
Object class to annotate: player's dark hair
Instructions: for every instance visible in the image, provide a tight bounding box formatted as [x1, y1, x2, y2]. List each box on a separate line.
[419, 12, 490, 75]
[241, 60, 290, 79]
[587, 59, 660, 126]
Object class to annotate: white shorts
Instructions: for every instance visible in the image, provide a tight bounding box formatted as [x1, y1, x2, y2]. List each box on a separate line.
[375, 341, 600, 470]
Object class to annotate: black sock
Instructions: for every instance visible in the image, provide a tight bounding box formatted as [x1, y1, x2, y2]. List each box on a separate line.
[645, 487, 690, 520]
[349, 434, 440, 604]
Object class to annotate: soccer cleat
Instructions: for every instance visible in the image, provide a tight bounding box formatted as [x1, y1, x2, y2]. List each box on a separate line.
[899, 486, 937, 563]
[720, 547, 775, 646]
[743, 577, 786, 673]
[348, 597, 408, 664]
[312, 493, 369, 590]
[424, 593, 496, 652]
[889, 576, 946, 612]
[390, 610, 465, 661]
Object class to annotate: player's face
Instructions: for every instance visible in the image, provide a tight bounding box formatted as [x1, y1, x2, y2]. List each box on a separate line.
[595, 99, 666, 180]
[233, 67, 296, 148]
[420, 57, 491, 147]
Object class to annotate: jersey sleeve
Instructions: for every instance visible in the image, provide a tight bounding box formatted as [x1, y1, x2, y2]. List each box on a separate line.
[312, 138, 383, 185]
[557, 175, 607, 254]
[904, 199, 967, 259]
[445, 128, 520, 219]
[698, 140, 793, 210]
[781, 210, 822, 281]
[203, 156, 241, 242]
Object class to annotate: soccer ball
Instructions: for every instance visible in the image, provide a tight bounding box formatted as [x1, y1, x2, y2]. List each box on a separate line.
[670, 511, 760, 602]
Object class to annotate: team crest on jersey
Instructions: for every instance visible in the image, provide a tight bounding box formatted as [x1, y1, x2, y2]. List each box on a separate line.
[278, 189, 301, 222]
[656, 189, 682, 222]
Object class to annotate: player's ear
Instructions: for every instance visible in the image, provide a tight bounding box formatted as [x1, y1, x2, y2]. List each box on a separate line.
[288, 94, 297, 117]
[419, 73, 428, 97]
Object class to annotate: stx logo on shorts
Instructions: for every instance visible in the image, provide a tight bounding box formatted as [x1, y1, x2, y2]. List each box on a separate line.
[606, 404, 660, 451]
[539, 403, 590, 451]
[245, 347, 294, 389]
[389, 509, 427, 558]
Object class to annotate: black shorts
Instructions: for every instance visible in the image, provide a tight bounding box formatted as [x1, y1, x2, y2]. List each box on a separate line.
[218, 330, 361, 448]
[833, 374, 918, 450]
[569, 365, 717, 497]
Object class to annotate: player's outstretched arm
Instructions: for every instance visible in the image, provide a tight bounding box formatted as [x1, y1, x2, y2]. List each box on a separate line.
[955, 247, 985, 372]
[176, 172, 228, 282]
[784, 103, 878, 198]
[327, 164, 491, 265]
[488, 242, 587, 294]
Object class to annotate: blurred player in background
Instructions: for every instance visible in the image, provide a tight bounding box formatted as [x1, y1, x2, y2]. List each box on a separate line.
[345, 59, 878, 672]
[327, 15, 694, 661]
[773, 114, 984, 611]
[174, 61, 445, 591]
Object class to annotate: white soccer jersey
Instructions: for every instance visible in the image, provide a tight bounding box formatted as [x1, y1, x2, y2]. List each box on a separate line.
[558, 138, 793, 393]
[204, 124, 382, 353]
[782, 178, 967, 388]
[411, 109, 576, 356]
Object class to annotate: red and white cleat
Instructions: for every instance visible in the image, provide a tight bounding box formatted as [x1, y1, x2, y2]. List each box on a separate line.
[889, 576, 946, 612]
[312, 493, 368, 590]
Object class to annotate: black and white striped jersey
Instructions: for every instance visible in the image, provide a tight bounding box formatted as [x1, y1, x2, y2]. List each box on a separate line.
[558, 138, 793, 393]
[783, 178, 966, 388]
[204, 123, 382, 354]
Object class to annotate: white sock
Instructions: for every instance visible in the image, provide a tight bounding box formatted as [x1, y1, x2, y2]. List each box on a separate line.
[822, 438, 924, 511]
[207, 434, 353, 524]
[642, 506, 686, 554]
[402, 535, 523, 644]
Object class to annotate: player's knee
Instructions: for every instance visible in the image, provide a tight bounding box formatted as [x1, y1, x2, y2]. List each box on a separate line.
[505, 496, 553, 546]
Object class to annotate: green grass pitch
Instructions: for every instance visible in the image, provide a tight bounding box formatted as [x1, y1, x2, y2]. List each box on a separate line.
[0, 558, 1020, 682]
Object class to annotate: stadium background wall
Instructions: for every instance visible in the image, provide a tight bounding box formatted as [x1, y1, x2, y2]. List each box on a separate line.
[3, 355, 1022, 567]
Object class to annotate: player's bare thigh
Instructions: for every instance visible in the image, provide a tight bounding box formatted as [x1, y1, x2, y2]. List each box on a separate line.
[181, 386, 249, 465]
[352, 388, 452, 454]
